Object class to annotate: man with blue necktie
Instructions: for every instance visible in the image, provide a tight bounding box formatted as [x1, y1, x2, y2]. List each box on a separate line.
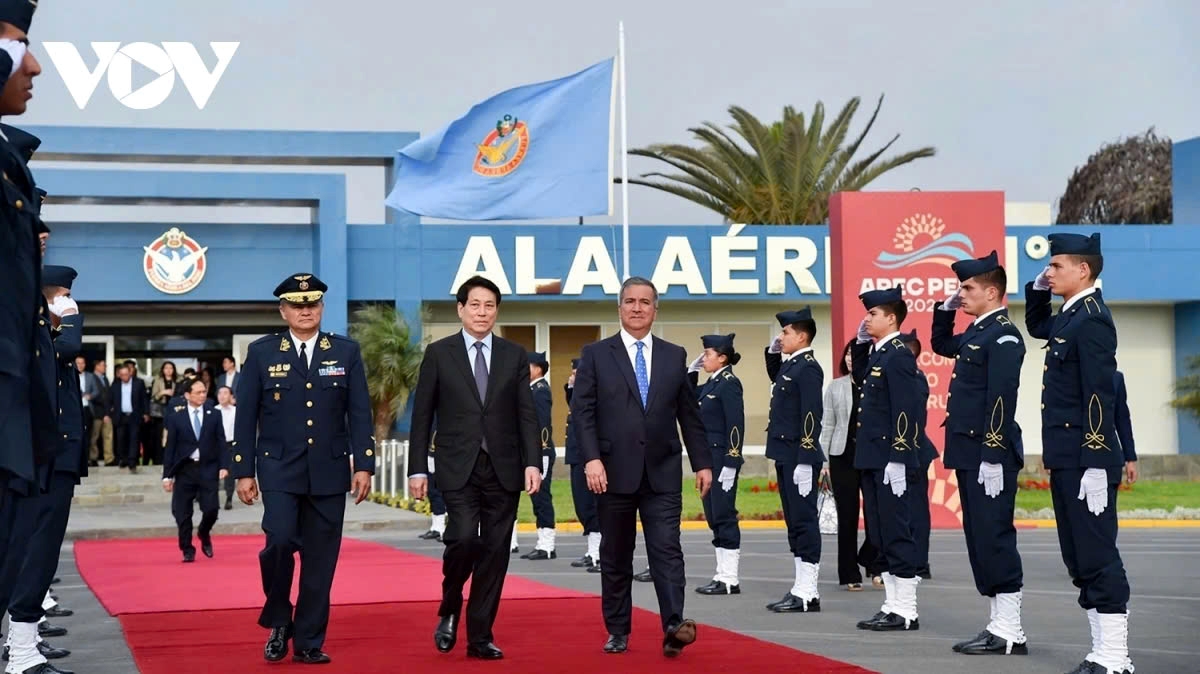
[162, 379, 227, 563]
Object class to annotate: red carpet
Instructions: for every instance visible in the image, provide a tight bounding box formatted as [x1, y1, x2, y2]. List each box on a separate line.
[73, 535, 587, 615]
[120, 599, 876, 674]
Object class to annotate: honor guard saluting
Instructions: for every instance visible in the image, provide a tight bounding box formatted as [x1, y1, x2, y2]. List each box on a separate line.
[1025, 233, 1133, 674]
[521, 351, 557, 560]
[898, 330, 938, 581]
[232, 273, 375, 666]
[763, 309, 825, 613]
[931, 250, 1029, 656]
[689, 334, 745, 596]
[851, 287, 924, 632]
[565, 357, 602, 572]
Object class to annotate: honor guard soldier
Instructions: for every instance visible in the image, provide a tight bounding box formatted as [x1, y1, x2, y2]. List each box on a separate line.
[689, 334, 745, 596]
[1025, 233, 1133, 674]
[763, 309, 825, 613]
[898, 330, 938, 581]
[565, 358, 602, 571]
[520, 351, 557, 560]
[850, 287, 924, 632]
[232, 273, 375, 666]
[418, 430, 449, 542]
[931, 250, 1029, 656]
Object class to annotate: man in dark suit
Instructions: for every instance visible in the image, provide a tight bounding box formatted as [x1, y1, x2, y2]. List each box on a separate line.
[232, 273, 374, 665]
[162, 378, 228, 562]
[407, 275, 541, 661]
[108, 363, 147, 472]
[571, 276, 712, 658]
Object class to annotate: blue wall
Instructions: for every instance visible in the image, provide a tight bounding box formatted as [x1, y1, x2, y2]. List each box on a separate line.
[1174, 137, 1200, 226]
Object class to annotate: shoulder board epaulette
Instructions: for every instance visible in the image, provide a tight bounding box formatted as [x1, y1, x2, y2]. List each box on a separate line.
[996, 315, 1012, 326]
[721, 371, 735, 380]
[1083, 296, 1102, 315]
[804, 353, 816, 362]
[891, 338, 905, 348]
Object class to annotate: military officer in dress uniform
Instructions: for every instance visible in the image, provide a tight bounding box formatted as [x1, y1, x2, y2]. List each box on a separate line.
[898, 330, 938, 581]
[520, 351, 557, 560]
[850, 287, 924, 633]
[232, 273, 374, 666]
[689, 334, 745, 596]
[763, 309, 825, 613]
[565, 358, 602, 572]
[931, 250, 1029, 656]
[1025, 233, 1133, 674]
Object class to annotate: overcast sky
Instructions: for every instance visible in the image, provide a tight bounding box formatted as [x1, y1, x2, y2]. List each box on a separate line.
[22, 0, 1200, 226]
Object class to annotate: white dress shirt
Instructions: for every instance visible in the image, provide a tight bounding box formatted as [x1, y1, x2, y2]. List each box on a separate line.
[219, 404, 236, 443]
[874, 331, 901, 350]
[973, 306, 1006, 325]
[1061, 285, 1098, 313]
[79, 371, 88, 407]
[461, 329, 493, 372]
[619, 329, 653, 387]
[222, 370, 237, 388]
[290, 331, 318, 367]
[187, 404, 205, 461]
[120, 380, 134, 413]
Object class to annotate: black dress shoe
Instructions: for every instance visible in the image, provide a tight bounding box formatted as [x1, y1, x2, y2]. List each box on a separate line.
[18, 663, 74, 673]
[695, 580, 740, 595]
[587, 564, 602, 574]
[434, 614, 458, 653]
[955, 629, 1028, 655]
[603, 634, 628, 653]
[510, 546, 519, 555]
[770, 593, 820, 613]
[663, 618, 697, 657]
[466, 642, 504, 659]
[50, 578, 60, 585]
[1064, 661, 1107, 674]
[182, 549, 195, 563]
[418, 530, 442, 540]
[525, 549, 556, 560]
[867, 612, 919, 631]
[264, 624, 293, 662]
[44, 605, 73, 618]
[765, 592, 794, 611]
[292, 648, 331, 664]
[224, 500, 233, 510]
[37, 623, 67, 638]
[633, 569, 652, 583]
[200, 539, 214, 558]
[571, 555, 594, 568]
[856, 611, 888, 630]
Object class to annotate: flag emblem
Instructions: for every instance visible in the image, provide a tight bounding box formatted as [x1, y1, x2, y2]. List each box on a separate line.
[473, 114, 529, 177]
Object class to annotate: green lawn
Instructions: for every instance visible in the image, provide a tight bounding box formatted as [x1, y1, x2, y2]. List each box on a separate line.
[1014, 480, 1200, 513]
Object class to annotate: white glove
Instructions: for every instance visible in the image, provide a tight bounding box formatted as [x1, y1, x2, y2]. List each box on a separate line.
[793, 464, 812, 497]
[768, 335, 782, 354]
[1078, 467, 1108, 516]
[541, 455, 549, 479]
[1032, 266, 1051, 291]
[978, 461, 1004, 498]
[0, 39, 26, 77]
[883, 461, 907, 497]
[856, 318, 872, 344]
[49, 295, 79, 318]
[688, 354, 704, 373]
[718, 466, 736, 492]
[940, 290, 964, 312]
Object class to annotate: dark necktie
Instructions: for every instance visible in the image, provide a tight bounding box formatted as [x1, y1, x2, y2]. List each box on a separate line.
[298, 342, 309, 376]
[473, 341, 488, 400]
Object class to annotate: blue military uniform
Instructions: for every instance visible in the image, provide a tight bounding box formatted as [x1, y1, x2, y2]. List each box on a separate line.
[898, 330, 939, 581]
[763, 309, 825, 613]
[1025, 233, 1133, 674]
[1113, 371, 1136, 464]
[931, 250, 1030, 655]
[690, 333, 745, 596]
[418, 429, 449, 542]
[564, 357, 601, 571]
[520, 351, 557, 560]
[851, 287, 925, 632]
[232, 273, 374, 663]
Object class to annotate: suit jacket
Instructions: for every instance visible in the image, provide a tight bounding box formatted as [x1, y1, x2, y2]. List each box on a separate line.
[108, 377, 148, 419]
[231, 331, 375, 495]
[52, 312, 88, 480]
[1114, 370, 1136, 462]
[90, 372, 111, 416]
[408, 332, 539, 493]
[81, 370, 103, 416]
[570, 333, 710, 494]
[217, 370, 239, 394]
[163, 401, 228, 481]
[819, 375, 854, 457]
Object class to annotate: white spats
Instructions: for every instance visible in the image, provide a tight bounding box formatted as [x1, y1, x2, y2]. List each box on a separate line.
[1091, 611, 1134, 674]
[717, 548, 741, 587]
[891, 576, 920, 622]
[879, 572, 896, 615]
[711, 548, 723, 582]
[4, 621, 44, 673]
[430, 513, 446, 535]
[986, 591, 1027, 646]
[510, 521, 519, 550]
[535, 527, 556, 553]
[586, 532, 601, 562]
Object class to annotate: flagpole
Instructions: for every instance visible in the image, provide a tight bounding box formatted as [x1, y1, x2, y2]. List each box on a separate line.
[618, 21, 630, 281]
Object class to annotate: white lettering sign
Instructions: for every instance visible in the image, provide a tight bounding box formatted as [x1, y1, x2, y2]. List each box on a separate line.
[651, 236, 708, 294]
[42, 41, 239, 110]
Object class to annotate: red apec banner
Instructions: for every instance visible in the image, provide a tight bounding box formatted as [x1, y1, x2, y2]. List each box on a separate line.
[829, 191, 1006, 528]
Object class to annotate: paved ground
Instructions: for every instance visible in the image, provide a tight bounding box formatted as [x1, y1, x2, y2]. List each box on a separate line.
[31, 526, 1200, 673]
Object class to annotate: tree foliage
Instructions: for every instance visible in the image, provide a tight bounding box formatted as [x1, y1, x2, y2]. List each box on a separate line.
[625, 94, 935, 225]
[1172, 355, 1200, 422]
[1056, 128, 1172, 224]
[348, 303, 429, 441]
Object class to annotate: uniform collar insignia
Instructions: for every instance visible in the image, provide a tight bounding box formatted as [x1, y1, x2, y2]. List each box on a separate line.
[319, 335, 333, 350]
[280, 336, 291, 352]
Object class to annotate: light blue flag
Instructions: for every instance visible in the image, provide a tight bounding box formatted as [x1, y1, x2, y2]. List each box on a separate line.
[385, 58, 616, 221]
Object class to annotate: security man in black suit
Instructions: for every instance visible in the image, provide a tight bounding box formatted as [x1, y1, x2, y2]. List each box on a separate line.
[898, 330, 938, 582]
[521, 351, 557, 560]
[162, 378, 228, 562]
[1025, 233, 1133, 674]
[931, 250, 1028, 656]
[564, 357, 602, 571]
[1114, 371, 1137, 486]
[232, 273, 375, 666]
[689, 334, 745, 597]
[763, 310, 825, 613]
[850, 287, 925, 633]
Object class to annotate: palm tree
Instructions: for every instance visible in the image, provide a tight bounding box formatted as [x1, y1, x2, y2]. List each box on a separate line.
[627, 95, 935, 224]
[348, 303, 429, 444]
[1173, 355, 1200, 422]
